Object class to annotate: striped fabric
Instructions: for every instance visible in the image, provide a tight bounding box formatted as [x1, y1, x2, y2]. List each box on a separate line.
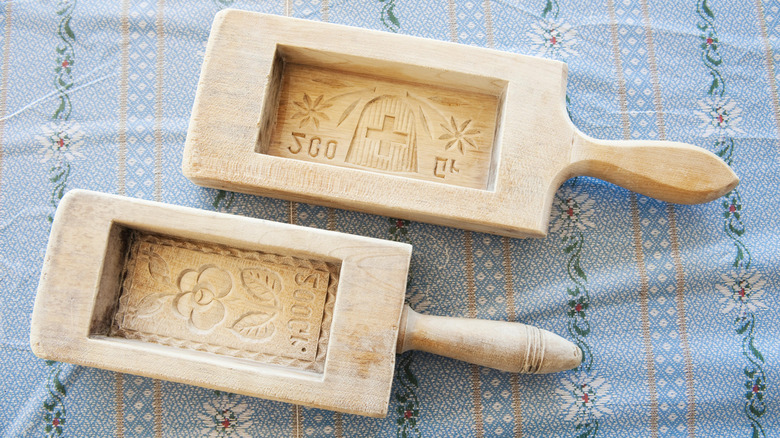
[1, 1, 778, 437]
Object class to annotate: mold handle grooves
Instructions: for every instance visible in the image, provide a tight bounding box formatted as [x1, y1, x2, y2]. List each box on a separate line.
[397, 305, 581, 374]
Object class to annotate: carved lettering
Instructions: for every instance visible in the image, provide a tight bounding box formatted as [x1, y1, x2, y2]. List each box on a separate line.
[287, 274, 322, 348]
[289, 335, 308, 347]
[434, 157, 447, 178]
[290, 132, 306, 154]
[308, 137, 321, 157]
[295, 272, 320, 288]
[434, 157, 461, 178]
[288, 318, 312, 351]
[288, 133, 337, 160]
[288, 319, 311, 335]
[293, 288, 315, 302]
[325, 140, 337, 159]
[291, 304, 312, 317]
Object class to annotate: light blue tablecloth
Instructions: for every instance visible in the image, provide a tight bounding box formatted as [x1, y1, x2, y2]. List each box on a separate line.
[1, 0, 778, 436]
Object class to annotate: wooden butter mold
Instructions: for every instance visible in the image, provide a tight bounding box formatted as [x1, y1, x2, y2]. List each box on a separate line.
[183, 10, 738, 238]
[31, 190, 581, 417]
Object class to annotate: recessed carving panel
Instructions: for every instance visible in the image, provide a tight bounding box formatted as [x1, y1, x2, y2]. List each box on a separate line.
[110, 232, 338, 372]
[266, 63, 500, 190]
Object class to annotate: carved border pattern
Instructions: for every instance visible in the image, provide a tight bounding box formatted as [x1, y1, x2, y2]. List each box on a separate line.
[110, 231, 339, 373]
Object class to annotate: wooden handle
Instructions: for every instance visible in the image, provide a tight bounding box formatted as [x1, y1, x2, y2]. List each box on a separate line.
[396, 305, 581, 374]
[569, 132, 738, 204]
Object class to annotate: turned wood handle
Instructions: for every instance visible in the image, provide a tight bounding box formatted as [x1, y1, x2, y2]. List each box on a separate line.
[569, 132, 739, 204]
[396, 305, 581, 374]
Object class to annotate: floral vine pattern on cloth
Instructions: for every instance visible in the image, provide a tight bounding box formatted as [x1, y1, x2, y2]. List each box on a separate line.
[37, 122, 84, 163]
[387, 217, 422, 438]
[694, 96, 744, 138]
[41, 0, 79, 223]
[695, 1, 767, 435]
[395, 353, 421, 437]
[556, 374, 613, 423]
[36, 121, 84, 221]
[717, 269, 767, 318]
[549, 186, 595, 368]
[378, 0, 400, 33]
[43, 360, 66, 437]
[198, 394, 254, 438]
[527, 0, 577, 59]
[40, 1, 78, 435]
[212, 189, 235, 211]
[549, 183, 608, 437]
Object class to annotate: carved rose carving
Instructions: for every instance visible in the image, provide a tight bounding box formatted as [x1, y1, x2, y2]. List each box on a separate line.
[173, 265, 232, 331]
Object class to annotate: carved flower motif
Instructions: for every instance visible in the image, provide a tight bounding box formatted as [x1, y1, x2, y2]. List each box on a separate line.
[549, 187, 596, 238]
[528, 19, 578, 59]
[292, 93, 332, 129]
[717, 268, 767, 318]
[197, 395, 254, 438]
[439, 117, 479, 154]
[694, 95, 744, 137]
[174, 265, 232, 331]
[556, 373, 613, 422]
[36, 121, 85, 164]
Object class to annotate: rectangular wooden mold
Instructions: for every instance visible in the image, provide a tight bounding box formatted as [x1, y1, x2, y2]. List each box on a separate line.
[183, 10, 553, 238]
[30, 190, 412, 417]
[183, 11, 738, 238]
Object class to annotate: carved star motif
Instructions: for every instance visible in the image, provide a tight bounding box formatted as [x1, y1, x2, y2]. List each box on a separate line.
[292, 93, 332, 129]
[439, 117, 480, 154]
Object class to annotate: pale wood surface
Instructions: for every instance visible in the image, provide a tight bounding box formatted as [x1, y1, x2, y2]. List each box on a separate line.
[183, 10, 738, 238]
[397, 305, 582, 374]
[31, 190, 580, 417]
[31, 190, 411, 417]
[569, 133, 739, 204]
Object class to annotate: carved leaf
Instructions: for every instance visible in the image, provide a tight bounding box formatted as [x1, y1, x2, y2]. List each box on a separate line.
[418, 105, 432, 139]
[143, 250, 170, 284]
[133, 293, 171, 318]
[231, 311, 277, 340]
[241, 268, 282, 305]
[337, 99, 361, 126]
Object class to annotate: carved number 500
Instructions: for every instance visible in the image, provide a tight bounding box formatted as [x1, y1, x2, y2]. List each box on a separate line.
[290, 132, 337, 159]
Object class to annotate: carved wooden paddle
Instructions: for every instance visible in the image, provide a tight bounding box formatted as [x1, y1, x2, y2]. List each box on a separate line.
[182, 10, 738, 238]
[30, 190, 581, 418]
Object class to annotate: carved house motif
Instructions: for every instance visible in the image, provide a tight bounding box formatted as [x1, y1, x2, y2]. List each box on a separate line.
[345, 95, 418, 172]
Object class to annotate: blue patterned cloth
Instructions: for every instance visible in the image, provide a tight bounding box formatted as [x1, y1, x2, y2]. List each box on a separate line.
[1, 0, 778, 437]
